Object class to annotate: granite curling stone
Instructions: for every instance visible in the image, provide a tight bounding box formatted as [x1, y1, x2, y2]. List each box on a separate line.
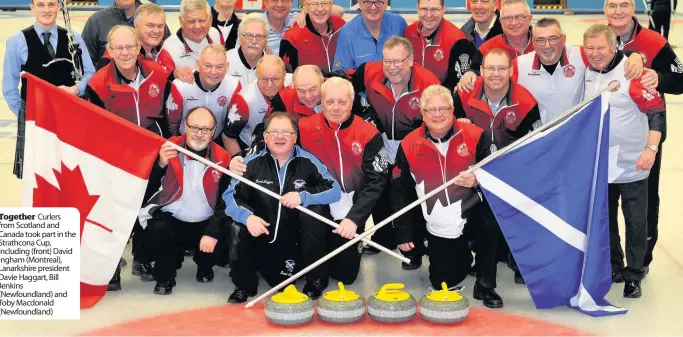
[367, 283, 417, 323]
[317, 282, 366, 324]
[264, 284, 314, 326]
[419, 282, 470, 324]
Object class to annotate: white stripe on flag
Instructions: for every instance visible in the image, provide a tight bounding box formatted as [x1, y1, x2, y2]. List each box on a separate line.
[570, 283, 627, 314]
[475, 169, 588, 252]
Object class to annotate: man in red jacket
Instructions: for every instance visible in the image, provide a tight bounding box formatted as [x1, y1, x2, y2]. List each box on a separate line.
[405, 0, 477, 89]
[279, 0, 345, 74]
[349, 36, 440, 267]
[269, 65, 324, 121]
[140, 106, 232, 295]
[86, 25, 175, 137]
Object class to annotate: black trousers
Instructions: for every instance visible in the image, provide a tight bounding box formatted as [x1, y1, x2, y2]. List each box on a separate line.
[609, 179, 648, 281]
[147, 212, 226, 282]
[426, 202, 500, 290]
[230, 205, 329, 293]
[325, 219, 364, 284]
[649, 9, 672, 40]
[13, 100, 26, 179]
[644, 145, 662, 267]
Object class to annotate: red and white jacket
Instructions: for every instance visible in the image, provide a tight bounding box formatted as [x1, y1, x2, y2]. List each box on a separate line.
[158, 28, 222, 73]
[86, 59, 173, 136]
[268, 83, 320, 122]
[279, 14, 346, 72]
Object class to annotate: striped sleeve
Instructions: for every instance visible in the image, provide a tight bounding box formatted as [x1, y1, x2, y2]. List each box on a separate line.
[297, 148, 342, 207]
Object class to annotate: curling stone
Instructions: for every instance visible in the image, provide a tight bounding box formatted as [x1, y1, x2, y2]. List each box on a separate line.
[367, 283, 417, 323]
[317, 282, 366, 324]
[419, 282, 470, 324]
[264, 284, 314, 326]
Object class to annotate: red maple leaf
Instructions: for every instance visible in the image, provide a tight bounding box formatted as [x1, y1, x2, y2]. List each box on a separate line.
[34, 163, 103, 241]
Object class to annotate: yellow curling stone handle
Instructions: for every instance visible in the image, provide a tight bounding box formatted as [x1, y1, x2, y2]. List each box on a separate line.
[426, 282, 463, 302]
[271, 284, 309, 304]
[323, 282, 360, 302]
[374, 283, 410, 302]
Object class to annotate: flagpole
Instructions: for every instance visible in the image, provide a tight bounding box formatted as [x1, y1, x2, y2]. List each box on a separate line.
[167, 143, 411, 265]
[465, 82, 618, 174]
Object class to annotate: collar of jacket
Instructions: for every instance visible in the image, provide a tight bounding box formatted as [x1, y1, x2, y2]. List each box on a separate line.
[467, 77, 517, 115]
[175, 28, 214, 54]
[424, 124, 456, 143]
[305, 13, 334, 37]
[113, 60, 147, 86]
[194, 71, 222, 92]
[323, 113, 354, 131]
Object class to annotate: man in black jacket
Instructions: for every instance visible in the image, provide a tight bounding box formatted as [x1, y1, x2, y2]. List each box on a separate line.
[223, 112, 341, 304]
[460, 0, 503, 48]
[647, 0, 678, 40]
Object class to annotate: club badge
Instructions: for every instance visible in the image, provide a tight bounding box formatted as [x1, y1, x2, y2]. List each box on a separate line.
[609, 80, 621, 92]
[409, 97, 420, 110]
[563, 64, 575, 78]
[434, 48, 444, 62]
[293, 179, 306, 191]
[457, 143, 470, 157]
[217, 96, 227, 107]
[211, 169, 221, 183]
[505, 111, 517, 125]
[351, 141, 362, 155]
[148, 83, 160, 98]
[284, 259, 295, 274]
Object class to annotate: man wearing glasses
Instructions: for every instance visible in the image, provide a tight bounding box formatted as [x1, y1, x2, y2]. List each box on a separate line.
[3, 0, 96, 179]
[457, 0, 535, 92]
[392, 84, 504, 308]
[332, 0, 407, 72]
[139, 106, 233, 296]
[223, 112, 341, 303]
[512, 18, 654, 123]
[604, 0, 683, 279]
[226, 13, 268, 87]
[166, 45, 242, 148]
[461, 0, 503, 48]
[279, 0, 346, 73]
[404, 0, 477, 89]
[86, 25, 172, 138]
[159, 0, 222, 84]
[222, 55, 293, 156]
[349, 37, 439, 265]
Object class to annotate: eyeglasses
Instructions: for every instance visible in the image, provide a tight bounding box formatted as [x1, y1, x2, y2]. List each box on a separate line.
[534, 35, 562, 46]
[265, 130, 296, 137]
[362, 1, 385, 8]
[500, 14, 529, 22]
[241, 33, 267, 41]
[482, 65, 511, 73]
[186, 123, 215, 134]
[418, 7, 443, 15]
[382, 54, 412, 67]
[422, 106, 452, 115]
[111, 45, 138, 53]
[307, 1, 331, 7]
[258, 76, 283, 84]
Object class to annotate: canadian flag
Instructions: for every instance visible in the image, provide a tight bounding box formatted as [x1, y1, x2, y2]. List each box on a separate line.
[20, 74, 165, 309]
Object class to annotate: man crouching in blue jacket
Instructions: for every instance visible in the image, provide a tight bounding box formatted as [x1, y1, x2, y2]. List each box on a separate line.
[223, 112, 341, 304]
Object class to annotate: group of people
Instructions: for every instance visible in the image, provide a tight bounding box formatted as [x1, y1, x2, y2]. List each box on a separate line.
[3, 0, 682, 309]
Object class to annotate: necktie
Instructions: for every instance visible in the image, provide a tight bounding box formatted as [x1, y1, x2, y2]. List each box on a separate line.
[42, 32, 55, 59]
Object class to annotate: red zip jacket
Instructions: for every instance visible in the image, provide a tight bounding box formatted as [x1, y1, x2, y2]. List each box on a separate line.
[279, 14, 346, 73]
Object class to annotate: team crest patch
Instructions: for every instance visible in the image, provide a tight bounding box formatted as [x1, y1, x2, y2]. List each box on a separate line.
[433, 48, 444, 62]
[457, 143, 469, 157]
[293, 179, 306, 191]
[459, 53, 471, 69]
[211, 169, 221, 183]
[505, 111, 517, 125]
[608, 80, 621, 92]
[563, 64, 575, 78]
[334, 59, 342, 69]
[217, 96, 228, 107]
[148, 83, 160, 98]
[409, 97, 420, 110]
[284, 259, 295, 274]
[352, 141, 362, 155]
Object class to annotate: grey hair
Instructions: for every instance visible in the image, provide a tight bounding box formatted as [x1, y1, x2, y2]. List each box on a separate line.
[534, 17, 564, 35]
[583, 24, 617, 47]
[500, 0, 531, 17]
[321, 77, 355, 101]
[180, 0, 211, 18]
[420, 85, 453, 110]
[238, 13, 268, 38]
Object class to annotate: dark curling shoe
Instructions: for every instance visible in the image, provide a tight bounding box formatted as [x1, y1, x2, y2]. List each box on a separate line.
[228, 288, 257, 304]
[107, 265, 122, 291]
[154, 280, 176, 295]
[623, 280, 642, 298]
[362, 245, 380, 255]
[473, 282, 504, 309]
[196, 269, 214, 283]
[401, 258, 422, 271]
[514, 270, 525, 285]
[612, 272, 625, 284]
[303, 278, 328, 300]
[138, 263, 154, 282]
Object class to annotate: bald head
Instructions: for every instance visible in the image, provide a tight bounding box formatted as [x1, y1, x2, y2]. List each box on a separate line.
[256, 55, 285, 75]
[256, 55, 286, 98]
[293, 65, 323, 109]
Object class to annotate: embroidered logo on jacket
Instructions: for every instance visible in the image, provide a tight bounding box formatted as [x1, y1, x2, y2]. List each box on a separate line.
[148, 84, 160, 98]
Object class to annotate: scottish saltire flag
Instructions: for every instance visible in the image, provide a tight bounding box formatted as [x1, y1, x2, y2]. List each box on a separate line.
[474, 95, 627, 317]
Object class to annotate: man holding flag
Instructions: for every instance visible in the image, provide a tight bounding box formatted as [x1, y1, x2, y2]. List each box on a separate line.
[583, 24, 665, 298]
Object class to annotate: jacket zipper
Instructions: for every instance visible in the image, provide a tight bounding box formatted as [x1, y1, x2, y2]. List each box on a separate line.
[322, 29, 339, 72]
[269, 155, 290, 244]
[392, 89, 418, 140]
[132, 70, 153, 127]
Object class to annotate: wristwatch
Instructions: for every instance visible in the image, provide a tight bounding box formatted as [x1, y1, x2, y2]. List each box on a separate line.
[646, 144, 658, 153]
